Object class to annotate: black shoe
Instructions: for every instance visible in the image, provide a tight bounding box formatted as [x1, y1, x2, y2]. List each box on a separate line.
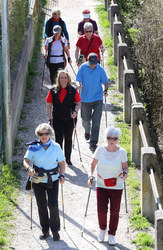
[39, 231, 49, 240]
[53, 231, 60, 241]
[85, 132, 90, 140]
[66, 160, 73, 166]
[89, 144, 97, 152]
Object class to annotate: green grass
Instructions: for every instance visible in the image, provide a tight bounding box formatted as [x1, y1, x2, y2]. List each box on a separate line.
[95, 4, 118, 81]
[0, 164, 20, 248]
[132, 232, 155, 249]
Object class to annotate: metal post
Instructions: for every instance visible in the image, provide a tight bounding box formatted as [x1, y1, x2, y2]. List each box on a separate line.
[1, 0, 12, 164]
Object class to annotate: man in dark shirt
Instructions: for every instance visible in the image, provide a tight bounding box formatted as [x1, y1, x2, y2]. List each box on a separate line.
[78, 9, 99, 36]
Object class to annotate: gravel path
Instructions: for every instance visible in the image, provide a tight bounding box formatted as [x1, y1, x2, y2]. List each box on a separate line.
[9, 0, 139, 249]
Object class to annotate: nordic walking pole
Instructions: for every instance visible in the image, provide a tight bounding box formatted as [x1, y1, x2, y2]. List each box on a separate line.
[30, 181, 33, 230]
[105, 96, 107, 128]
[81, 178, 94, 236]
[124, 181, 129, 233]
[61, 184, 66, 229]
[73, 119, 82, 162]
[70, 64, 77, 77]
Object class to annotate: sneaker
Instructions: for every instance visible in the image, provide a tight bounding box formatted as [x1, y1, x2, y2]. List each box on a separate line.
[108, 234, 116, 246]
[89, 144, 97, 152]
[85, 132, 90, 140]
[53, 231, 60, 241]
[98, 229, 106, 242]
[39, 231, 49, 240]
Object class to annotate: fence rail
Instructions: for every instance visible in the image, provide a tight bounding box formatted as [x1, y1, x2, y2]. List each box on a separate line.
[104, 0, 163, 249]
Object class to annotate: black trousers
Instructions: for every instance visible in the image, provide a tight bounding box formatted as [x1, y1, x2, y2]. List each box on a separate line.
[49, 62, 64, 85]
[33, 180, 60, 233]
[53, 118, 75, 162]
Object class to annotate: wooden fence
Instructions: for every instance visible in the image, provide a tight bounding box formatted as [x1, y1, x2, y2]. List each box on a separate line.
[104, 0, 163, 249]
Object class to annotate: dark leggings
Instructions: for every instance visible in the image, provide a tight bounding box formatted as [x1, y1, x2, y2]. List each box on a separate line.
[49, 62, 64, 85]
[53, 118, 75, 162]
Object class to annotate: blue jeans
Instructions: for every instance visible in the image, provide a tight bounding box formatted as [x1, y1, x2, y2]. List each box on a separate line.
[81, 100, 103, 146]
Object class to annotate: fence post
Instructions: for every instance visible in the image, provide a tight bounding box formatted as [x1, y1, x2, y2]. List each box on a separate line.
[141, 147, 157, 222]
[124, 69, 136, 123]
[155, 210, 163, 250]
[1, 0, 12, 164]
[110, 4, 119, 36]
[113, 21, 124, 65]
[131, 103, 144, 166]
[117, 43, 127, 93]
[107, 0, 111, 20]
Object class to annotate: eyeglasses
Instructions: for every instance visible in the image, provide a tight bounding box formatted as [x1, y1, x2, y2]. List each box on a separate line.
[38, 132, 50, 136]
[107, 137, 118, 141]
[53, 13, 60, 15]
[85, 30, 92, 33]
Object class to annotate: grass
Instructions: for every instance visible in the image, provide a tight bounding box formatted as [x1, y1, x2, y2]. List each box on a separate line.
[0, 164, 20, 248]
[95, 1, 155, 248]
[95, 4, 117, 81]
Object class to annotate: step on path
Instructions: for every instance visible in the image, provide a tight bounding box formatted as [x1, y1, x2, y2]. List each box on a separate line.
[10, 0, 137, 249]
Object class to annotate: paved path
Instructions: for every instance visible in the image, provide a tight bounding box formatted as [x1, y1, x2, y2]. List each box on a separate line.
[10, 0, 137, 249]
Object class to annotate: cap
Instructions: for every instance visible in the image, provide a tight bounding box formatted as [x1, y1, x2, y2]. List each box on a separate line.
[82, 9, 90, 14]
[53, 25, 62, 34]
[88, 53, 98, 65]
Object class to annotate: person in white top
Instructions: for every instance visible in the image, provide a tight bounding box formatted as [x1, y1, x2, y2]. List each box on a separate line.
[88, 126, 129, 246]
[44, 25, 72, 85]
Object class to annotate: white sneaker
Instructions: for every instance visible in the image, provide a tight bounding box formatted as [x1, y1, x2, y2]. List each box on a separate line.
[108, 234, 116, 246]
[98, 229, 106, 242]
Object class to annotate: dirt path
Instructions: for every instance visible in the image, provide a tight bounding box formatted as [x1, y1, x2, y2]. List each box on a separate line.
[9, 0, 138, 249]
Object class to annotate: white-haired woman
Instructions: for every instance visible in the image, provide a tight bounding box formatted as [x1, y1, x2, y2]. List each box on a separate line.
[88, 126, 129, 246]
[44, 7, 69, 45]
[23, 123, 65, 241]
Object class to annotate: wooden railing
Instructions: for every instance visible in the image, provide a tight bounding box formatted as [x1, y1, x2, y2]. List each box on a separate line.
[104, 0, 163, 249]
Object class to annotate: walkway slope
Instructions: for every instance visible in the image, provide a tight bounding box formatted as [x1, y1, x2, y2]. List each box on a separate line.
[10, 0, 137, 249]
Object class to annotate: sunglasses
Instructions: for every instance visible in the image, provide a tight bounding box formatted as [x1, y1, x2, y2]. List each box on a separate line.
[38, 132, 50, 136]
[85, 30, 92, 33]
[107, 137, 118, 141]
[53, 13, 60, 15]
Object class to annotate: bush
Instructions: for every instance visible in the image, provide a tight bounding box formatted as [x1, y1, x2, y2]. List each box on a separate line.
[8, 0, 29, 71]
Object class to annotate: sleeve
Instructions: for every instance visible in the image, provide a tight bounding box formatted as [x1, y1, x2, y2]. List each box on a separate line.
[76, 37, 81, 48]
[24, 149, 34, 162]
[45, 38, 49, 47]
[98, 36, 103, 46]
[76, 66, 83, 83]
[121, 149, 128, 163]
[74, 90, 81, 102]
[44, 20, 48, 38]
[56, 145, 65, 162]
[94, 21, 98, 31]
[101, 67, 108, 84]
[46, 91, 53, 103]
[78, 22, 81, 32]
[93, 146, 101, 160]
[63, 21, 69, 41]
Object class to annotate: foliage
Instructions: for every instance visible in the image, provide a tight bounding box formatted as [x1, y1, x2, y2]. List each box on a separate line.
[132, 232, 155, 249]
[0, 164, 20, 247]
[95, 4, 117, 81]
[8, 0, 29, 71]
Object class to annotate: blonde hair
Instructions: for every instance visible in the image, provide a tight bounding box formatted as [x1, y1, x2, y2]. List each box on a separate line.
[54, 70, 72, 92]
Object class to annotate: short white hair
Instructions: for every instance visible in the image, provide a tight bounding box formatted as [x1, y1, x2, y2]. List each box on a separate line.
[52, 7, 61, 15]
[105, 126, 121, 139]
[35, 123, 54, 137]
[84, 22, 93, 31]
